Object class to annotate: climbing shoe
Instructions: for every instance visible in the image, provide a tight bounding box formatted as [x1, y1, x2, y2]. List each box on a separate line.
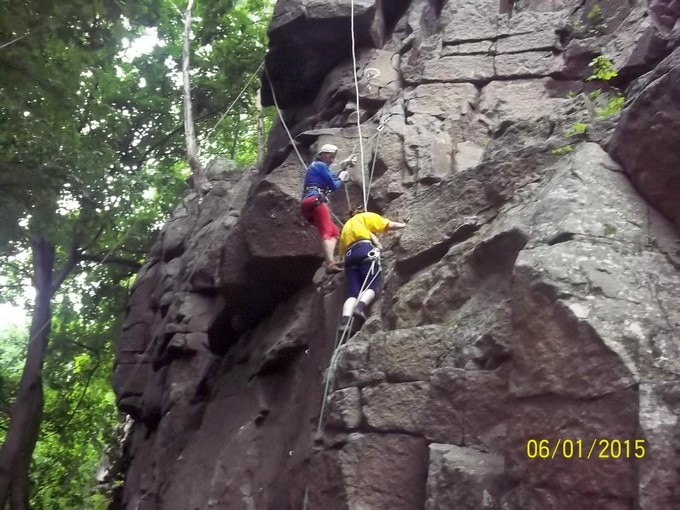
[353, 302, 368, 322]
[325, 262, 343, 274]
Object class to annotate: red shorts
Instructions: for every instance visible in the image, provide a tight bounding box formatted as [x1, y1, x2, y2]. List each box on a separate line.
[301, 195, 339, 240]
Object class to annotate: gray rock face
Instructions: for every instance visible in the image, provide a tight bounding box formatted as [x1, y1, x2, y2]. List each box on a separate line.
[262, 0, 394, 108]
[362, 381, 430, 433]
[309, 433, 428, 510]
[610, 48, 680, 228]
[425, 444, 506, 510]
[116, 1, 680, 509]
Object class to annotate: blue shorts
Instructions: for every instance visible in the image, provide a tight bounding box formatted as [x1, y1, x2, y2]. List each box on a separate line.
[344, 241, 381, 297]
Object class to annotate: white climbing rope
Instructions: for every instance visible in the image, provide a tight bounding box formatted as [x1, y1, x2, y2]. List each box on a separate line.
[303, 255, 381, 510]
[203, 61, 264, 146]
[365, 122, 385, 202]
[263, 63, 308, 170]
[265, 64, 354, 228]
[350, 0, 367, 210]
[315, 256, 381, 435]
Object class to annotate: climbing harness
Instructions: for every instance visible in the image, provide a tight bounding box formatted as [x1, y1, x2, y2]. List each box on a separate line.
[317, 254, 381, 428]
[265, 64, 355, 228]
[303, 185, 330, 197]
[266, 50, 403, 227]
[300, 254, 381, 509]
[265, 28, 409, 509]
[302, 249, 382, 510]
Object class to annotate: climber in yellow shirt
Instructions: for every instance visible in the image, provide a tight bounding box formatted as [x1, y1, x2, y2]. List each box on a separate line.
[338, 206, 406, 336]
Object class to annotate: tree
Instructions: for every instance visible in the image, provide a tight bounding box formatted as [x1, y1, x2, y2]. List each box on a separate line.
[189, 0, 275, 164]
[0, 0, 273, 506]
[0, 2, 180, 506]
[181, 0, 208, 191]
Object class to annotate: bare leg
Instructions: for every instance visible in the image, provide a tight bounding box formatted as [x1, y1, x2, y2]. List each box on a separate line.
[322, 238, 337, 265]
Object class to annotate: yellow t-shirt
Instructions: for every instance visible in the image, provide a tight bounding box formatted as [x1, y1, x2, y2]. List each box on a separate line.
[338, 212, 390, 255]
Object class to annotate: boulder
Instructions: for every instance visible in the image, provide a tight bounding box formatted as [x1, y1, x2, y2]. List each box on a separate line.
[326, 387, 363, 429]
[442, 0, 501, 44]
[479, 79, 567, 126]
[423, 55, 496, 83]
[311, 48, 401, 117]
[650, 0, 680, 31]
[637, 382, 680, 509]
[334, 325, 456, 389]
[604, 6, 668, 79]
[114, 357, 153, 403]
[405, 82, 478, 119]
[310, 433, 428, 509]
[240, 180, 322, 285]
[506, 390, 638, 498]
[250, 288, 316, 374]
[610, 52, 680, 227]
[262, 0, 385, 108]
[362, 381, 429, 433]
[427, 368, 508, 450]
[501, 485, 633, 509]
[515, 0, 576, 11]
[425, 444, 507, 510]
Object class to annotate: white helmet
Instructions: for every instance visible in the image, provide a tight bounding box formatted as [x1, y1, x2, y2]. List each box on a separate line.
[317, 143, 339, 155]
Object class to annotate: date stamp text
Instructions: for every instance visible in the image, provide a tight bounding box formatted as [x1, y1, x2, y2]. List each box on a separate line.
[525, 439, 646, 460]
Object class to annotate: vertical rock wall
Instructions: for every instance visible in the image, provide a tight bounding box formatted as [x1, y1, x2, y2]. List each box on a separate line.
[114, 1, 680, 508]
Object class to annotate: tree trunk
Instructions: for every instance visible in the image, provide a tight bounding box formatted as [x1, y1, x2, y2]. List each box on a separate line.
[0, 237, 54, 509]
[229, 117, 241, 160]
[181, 0, 206, 192]
[256, 88, 265, 166]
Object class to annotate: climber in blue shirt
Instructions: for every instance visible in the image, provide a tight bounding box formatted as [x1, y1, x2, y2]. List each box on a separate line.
[302, 160, 343, 200]
[301, 143, 356, 274]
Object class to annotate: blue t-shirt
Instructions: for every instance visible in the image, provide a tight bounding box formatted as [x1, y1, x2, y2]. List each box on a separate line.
[302, 160, 342, 199]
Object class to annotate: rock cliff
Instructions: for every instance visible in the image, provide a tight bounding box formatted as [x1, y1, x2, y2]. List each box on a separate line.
[114, 1, 680, 508]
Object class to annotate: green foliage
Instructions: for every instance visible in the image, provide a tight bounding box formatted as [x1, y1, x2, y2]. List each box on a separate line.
[584, 55, 624, 117]
[0, 326, 25, 416]
[588, 55, 618, 82]
[0, 0, 275, 506]
[30, 351, 117, 509]
[192, 0, 275, 165]
[0, 296, 120, 509]
[564, 122, 588, 137]
[571, 3, 607, 38]
[595, 94, 625, 117]
[552, 121, 586, 157]
[552, 145, 574, 156]
[586, 4, 606, 27]
[588, 89, 603, 100]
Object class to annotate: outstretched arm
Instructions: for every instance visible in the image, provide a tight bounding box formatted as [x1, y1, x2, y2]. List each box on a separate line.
[326, 167, 344, 190]
[387, 221, 406, 230]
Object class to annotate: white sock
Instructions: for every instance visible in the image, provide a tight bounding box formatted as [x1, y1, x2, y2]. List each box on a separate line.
[357, 289, 375, 307]
[342, 297, 357, 317]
